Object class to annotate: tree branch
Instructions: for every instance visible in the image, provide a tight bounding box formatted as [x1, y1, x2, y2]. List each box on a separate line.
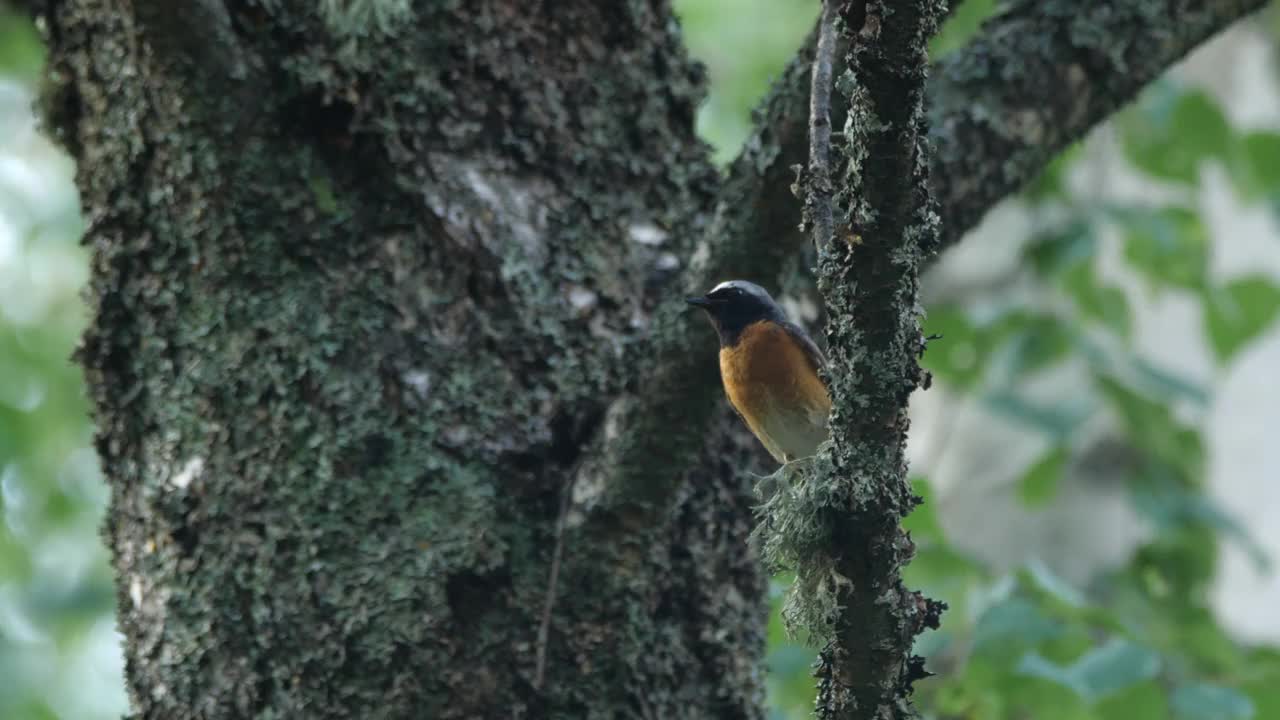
[590, 0, 1268, 530]
[805, 1, 840, 250]
[930, 0, 1269, 246]
[802, 0, 1270, 253]
[801, 0, 943, 714]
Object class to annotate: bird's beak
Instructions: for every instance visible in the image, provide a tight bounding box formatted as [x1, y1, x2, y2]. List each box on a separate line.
[685, 296, 712, 308]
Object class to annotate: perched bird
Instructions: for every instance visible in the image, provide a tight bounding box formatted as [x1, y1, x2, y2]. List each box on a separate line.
[686, 280, 831, 464]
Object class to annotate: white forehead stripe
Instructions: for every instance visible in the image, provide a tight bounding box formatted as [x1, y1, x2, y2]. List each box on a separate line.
[710, 280, 771, 300]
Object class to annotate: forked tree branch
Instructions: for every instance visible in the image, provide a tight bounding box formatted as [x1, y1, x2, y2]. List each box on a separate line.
[802, 0, 943, 714]
[591, 0, 1269, 529]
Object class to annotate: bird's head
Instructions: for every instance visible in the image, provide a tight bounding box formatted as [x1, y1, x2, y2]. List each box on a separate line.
[685, 280, 787, 346]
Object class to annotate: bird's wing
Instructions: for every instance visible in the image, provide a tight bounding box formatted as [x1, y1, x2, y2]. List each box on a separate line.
[780, 320, 827, 372]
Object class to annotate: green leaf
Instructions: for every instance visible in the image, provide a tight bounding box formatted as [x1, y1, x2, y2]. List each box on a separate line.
[1130, 482, 1270, 572]
[1017, 447, 1068, 507]
[1129, 356, 1210, 407]
[1063, 263, 1132, 339]
[1121, 88, 1232, 184]
[1026, 222, 1097, 278]
[1172, 91, 1234, 157]
[0, 9, 44, 84]
[1095, 376, 1204, 478]
[906, 543, 983, 589]
[1202, 276, 1280, 363]
[973, 597, 1062, 655]
[1017, 652, 1087, 697]
[1242, 662, 1280, 720]
[922, 306, 985, 388]
[1189, 495, 1270, 570]
[1017, 639, 1161, 702]
[1023, 560, 1086, 609]
[1024, 144, 1085, 204]
[983, 390, 1088, 440]
[1130, 525, 1218, 599]
[1002, 677, 1095, 720]
[903, 476, 942, 542]
[1097, 682, 1171, 720]
[1072, 639, 1162, 700]
[924, 307, 1078, 388]
[993, 312, 1074, 378]
[1172, 683, 1254, 720]
[933, 658, 1007, 718]
[1229, 131, 1280, 200]
[1178, 610, 1250, 674]
[4, 701, 61, 720]
[1120, 207, 1210, 291]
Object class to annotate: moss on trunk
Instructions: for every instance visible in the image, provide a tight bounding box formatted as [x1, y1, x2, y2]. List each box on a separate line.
[33, 0, 765, 716]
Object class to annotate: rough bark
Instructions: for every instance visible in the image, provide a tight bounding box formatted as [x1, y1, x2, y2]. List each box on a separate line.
[714, 0, 1271, 264]
[929, 0, 1270, 246]
[17, 0, 1270, 717]
[34, 1, 764, 717]
[808, 0, 943, 715]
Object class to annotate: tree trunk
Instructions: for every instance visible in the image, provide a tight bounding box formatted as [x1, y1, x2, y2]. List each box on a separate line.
[35, 1, 768, 717]
[23, 0, 1269, 717]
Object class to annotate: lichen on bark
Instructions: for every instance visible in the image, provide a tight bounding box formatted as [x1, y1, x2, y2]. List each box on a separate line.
[13, 0, 1273, 716]
[30, 0, 764, 717]
[757, 1, 949, 717]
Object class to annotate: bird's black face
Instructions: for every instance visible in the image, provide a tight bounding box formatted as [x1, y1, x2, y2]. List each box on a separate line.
[685, 280, 787, 346]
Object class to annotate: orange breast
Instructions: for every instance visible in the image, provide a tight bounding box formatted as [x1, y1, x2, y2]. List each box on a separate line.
[718, 321, 831, 462]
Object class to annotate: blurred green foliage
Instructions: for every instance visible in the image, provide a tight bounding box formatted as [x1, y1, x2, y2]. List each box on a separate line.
[675, 0, 819, 166]
[0, 5, 41, 83]
[3, 1, 1279, 719]
[0, 5, 125, 720]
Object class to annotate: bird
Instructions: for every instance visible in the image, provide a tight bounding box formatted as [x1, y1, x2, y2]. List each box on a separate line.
[686, 280, 831, 464]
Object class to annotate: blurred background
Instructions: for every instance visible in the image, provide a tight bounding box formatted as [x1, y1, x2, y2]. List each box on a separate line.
[0, 3, 128, 719]
[3, 1, 1280, 718]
